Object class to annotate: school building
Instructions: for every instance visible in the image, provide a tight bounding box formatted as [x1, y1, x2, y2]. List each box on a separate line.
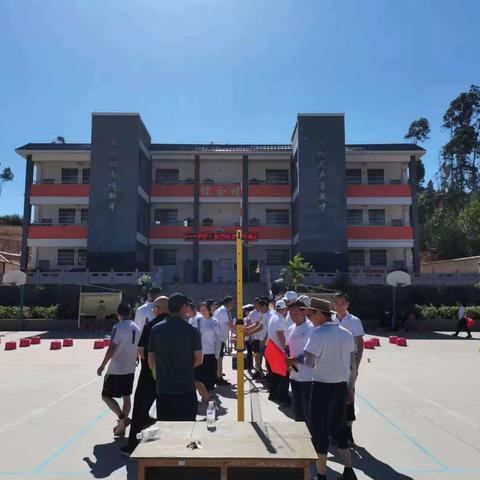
[16, 112, 424, 284]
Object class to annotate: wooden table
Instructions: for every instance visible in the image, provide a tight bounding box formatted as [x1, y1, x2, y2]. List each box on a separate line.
[131, 421, 317, 480]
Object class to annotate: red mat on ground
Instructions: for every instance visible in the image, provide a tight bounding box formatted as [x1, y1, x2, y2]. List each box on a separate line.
[31, 336, 41, 345]
[264, 340, 288, 377]
[19, 338, 31, 347]
[5, 341, 16, 351]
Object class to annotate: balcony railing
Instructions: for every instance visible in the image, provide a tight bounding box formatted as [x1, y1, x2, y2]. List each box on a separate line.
[347, 221, 409, 227]
[348, 225, 413, 240]
[150, 225, 291, 240]
[347, 184, 411, 197]
[31, 183, 90, 197]
[29, 224, 88, 239]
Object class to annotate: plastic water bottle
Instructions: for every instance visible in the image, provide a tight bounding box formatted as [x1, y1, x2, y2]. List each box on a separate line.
[206, 401, 216, 431]
[136, 426, 160, 442]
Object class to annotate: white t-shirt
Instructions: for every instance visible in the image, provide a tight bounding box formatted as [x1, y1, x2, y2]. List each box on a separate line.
[458, 306, 466, 320]
[107, 320, 140, 375]
[286, 319, 315, 382]
[214, 305, 232, 342]
[305, 321, 354, 383]
[267, 312, 287, 349]
[190, 313, 222, 356]
[333, 312, 364, 352]
[134, 301, 155, 333]
[250, 309, 270, 341]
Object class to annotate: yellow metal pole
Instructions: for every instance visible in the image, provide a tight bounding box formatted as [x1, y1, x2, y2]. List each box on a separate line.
[236, 229, 245, 422]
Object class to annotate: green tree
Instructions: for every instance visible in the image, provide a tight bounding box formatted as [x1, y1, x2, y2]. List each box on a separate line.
[405, 117, 430, 189]
[441, 85, 480, 194]
[458, 194, 480, 255]
[280, 254, 313, 290]
[0, 164, 14, 197]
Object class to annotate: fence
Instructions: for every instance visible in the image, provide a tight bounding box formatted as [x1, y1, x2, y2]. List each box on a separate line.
[24, 270, 150, 286]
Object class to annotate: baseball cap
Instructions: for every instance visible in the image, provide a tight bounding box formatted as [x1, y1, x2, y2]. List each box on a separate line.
[282, 291, 298, 303]
[289, 295, 310, 308]
[275, 299, 287, 309]
[168, 293, 189, 313]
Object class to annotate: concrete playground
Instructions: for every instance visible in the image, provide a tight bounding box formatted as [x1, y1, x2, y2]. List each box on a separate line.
[0, 330, 479, 480]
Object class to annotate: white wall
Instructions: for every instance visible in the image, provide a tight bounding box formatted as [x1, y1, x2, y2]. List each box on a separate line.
[199, 245, 236, 283]
[152, 160, 195, 181]
[249, 160, 290, 181]
[349, 247, 412, 268]
[345, 161, 409, 184]
[347, 205, 410, 225]
[35, 247, 85, 269]
[249, 203, 290, 224]
[200, 204, 241, 226]
[200, 160, 241, 183]
[36, 163, 90, 183]
[151, 203, 194, 223]
[35, 205, 87, 224]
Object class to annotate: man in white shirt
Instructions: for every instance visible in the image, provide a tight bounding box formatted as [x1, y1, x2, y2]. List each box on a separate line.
[453, 301, 472, 338]
[286, 298, 314, 423]
[244, 298, 271, 378]
[333, 292, 365, 445]
[288, 297, 357, 480]
[134, 287, 163, 334]
[97, 303, 140, 438]
[213, 296, 234, 385]
[266, 299, 290, 405]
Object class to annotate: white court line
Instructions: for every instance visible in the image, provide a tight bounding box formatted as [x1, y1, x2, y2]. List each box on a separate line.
[0, 377, 100, 434]
[368, 370, 478, 427]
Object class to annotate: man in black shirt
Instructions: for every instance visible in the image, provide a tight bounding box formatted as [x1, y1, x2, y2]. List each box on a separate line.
[121, 296, 169, 456]
[148, 293, 203, 421]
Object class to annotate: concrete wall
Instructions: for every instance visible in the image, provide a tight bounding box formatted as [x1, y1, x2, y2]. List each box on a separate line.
[249, 160, 290, 181]
[249, 203, 291, 224]
[151, 203, 194, 223]
[346, 205, 410, 225]
[345, 160, 409, 184]
[422, 257, 480, 274]
[152, 159, 195, 181]
[199, 159, 241, 183]
[199, 204, 241, 226]
[37, 162, 90, 183]
[36, 205, 87, 224]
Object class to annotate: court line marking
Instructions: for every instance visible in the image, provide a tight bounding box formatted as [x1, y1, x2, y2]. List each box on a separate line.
[368, 370, 478, 427]
[357, 393, 449, 471]
[0, 377, 100, 434]
[31, 409, 109, 473]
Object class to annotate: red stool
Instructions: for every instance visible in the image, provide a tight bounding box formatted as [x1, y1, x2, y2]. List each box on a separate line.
[103, 338, 111, 347]
[31, 336, 41, 345]
[50, 340, 62, 350]
[389, 336, 398, 344]
[93, 340, 105, 349]
[5, 341, 16, 351]
[396, 337, 407, 347]
[364, 339, 375, 349]
[63, 338, 74, 347]
[19, 338, 31, 348]
[371, 337, 381, 347]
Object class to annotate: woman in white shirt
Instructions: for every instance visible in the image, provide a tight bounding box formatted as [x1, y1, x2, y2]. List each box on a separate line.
[196, 300, 223, 392]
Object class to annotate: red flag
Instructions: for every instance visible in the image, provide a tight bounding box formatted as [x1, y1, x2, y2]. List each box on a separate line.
[264, 340, 288, 377]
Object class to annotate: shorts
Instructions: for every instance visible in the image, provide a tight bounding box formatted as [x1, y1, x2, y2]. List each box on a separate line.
[102, 373, 134, 398]
[251, 339, 261, 353]
[310, 381, 349, 454]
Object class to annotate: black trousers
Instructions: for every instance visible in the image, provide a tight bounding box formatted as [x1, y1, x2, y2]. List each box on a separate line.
[245, 341, 253, 370]
[291, 380, 312, 425]
[156, 391, 198, 421]
[269, 373, 290, 402]
[126, 367, 157, 450]
[455, 318, 472, 336]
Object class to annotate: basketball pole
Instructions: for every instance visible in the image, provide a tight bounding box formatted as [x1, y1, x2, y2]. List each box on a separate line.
[236, 230, 245, 422]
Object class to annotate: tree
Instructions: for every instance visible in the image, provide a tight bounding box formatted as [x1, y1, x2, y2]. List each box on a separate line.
[405, 117, 430, 189]
[440, 85, 480, 193]
[55, 136, 65, 144]
[404, 117, 430, 144]
[458, 194, 480, 256]
[0, 164, 14, 196]
[280, 254, 313, 290]
[0, 214, 22, 225]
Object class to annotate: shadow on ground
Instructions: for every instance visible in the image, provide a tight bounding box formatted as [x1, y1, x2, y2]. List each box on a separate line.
[83, 439, 130, 479]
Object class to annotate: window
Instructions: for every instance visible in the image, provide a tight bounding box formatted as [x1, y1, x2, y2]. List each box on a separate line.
[80, 209, 88, 224]
[346, 169, 362, 185]
[154, 209, 179, 225]
[77, 249, 87, 266]
[368, 209, 385, 225]
[153, 249, 177, 266]
[82, 168, 90, 184]
[348, 249, 365, 266]
[265, 169, 289, 184]
[266, 209, 289, 225]
[393, 260, 405, 270]
[266, 249, 289, 265]
[57, 249, 75, 266]
[155, 169, 179, 184]
[61, 168, 78, 184]
[347, 209, 363, 225]
[367, 169, 384, 185]
[370, 249, 387, 266]
[58, 208, 76, 225]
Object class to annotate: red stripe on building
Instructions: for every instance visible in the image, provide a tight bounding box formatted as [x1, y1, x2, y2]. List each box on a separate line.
[346, 185, 411, 197]
[348, 226, 413, 240]
[249, 184, 291, 197]
[29, 225, 88, 239]
[31, 184, 90, 197]
[150, 184, 194, 196]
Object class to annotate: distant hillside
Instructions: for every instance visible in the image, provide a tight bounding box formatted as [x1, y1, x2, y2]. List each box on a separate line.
[0, 225, 22, 254]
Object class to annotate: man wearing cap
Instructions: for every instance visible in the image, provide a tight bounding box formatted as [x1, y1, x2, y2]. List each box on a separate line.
[214, 296, 235, 385]
[242, 304, 255, 371]
[134, 286, 163, 333]
[148, 293, 203, 421]
[286, 297, 314, 423]
[266, 299, 290, 405]
[282, 291, 297, 328]
[288, 297, 357, 480]
[332, 292, 365, 445]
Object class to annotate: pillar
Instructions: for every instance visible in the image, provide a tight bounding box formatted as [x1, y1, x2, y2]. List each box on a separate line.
[409, 155, 420, 273]
[21, 154, 33, 271]
[193, 155, 200, 282]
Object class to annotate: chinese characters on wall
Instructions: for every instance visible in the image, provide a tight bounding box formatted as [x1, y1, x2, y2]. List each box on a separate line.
[107, 139, 119, 211]
[316, 140, 327, 213]
[200, 184, 241, 197]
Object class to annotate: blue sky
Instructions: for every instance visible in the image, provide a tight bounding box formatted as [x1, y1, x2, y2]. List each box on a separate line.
[1, 0, 479, 215]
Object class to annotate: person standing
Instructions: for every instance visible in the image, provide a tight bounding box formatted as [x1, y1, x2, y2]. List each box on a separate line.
[214, 296, 234, 385]
[333, 292, 365, 445]
[288, 298, 357, 480]
[243, 304, 255, 372]
[453, 301, 472, 338]
[95, 300, 107, 332]
[266, 299, 290, 405]
[97, 303, 140, 438]
[148, 293, 202, 421]
[286, 299, 314, 423]
[134, 286, 163, 334]
[121, 296, 169, 456]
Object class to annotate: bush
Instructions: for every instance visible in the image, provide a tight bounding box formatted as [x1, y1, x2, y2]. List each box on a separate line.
[0, 305, 60, 319]
[415, 304, 480, 320]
